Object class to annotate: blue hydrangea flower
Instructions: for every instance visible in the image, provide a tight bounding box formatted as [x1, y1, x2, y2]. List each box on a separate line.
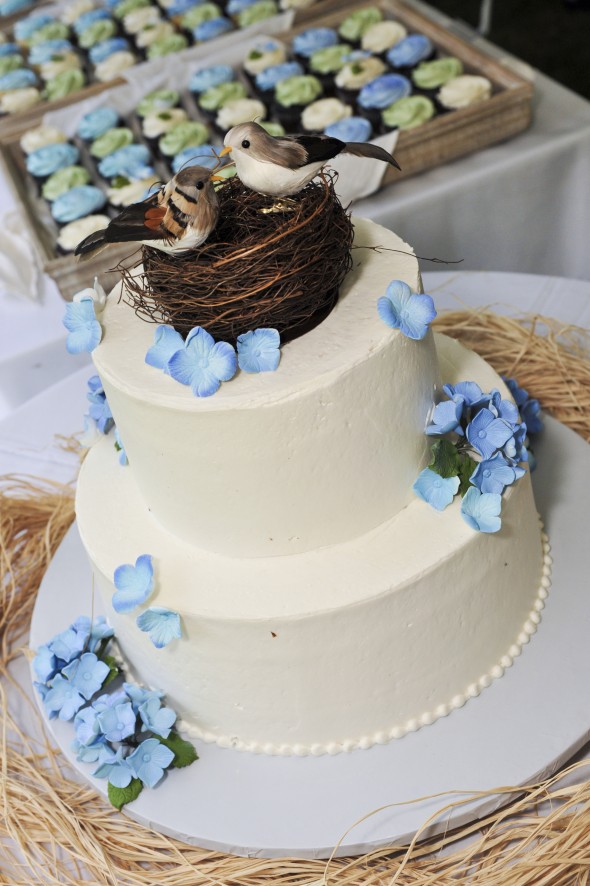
[62, 652, 110, 700]
[504, 422, 528, 463]
[145, 325, 184, 372]
[91, 687, 130, 713]
[413, 468, 459, 511]
[138, 696, 177, 738]
[136, 607, 182, 649]
[114, 427, 128, 466]
[33, 644, 59, 682]
[460, 487, 502, 533]
[425, 395, 465, 436]
[74, 705, 101, 746]
[442, 381, 487, 409]
[123, 683, 165, 713]
[466, 408, 513, 460]
[87, 386, 113, 434]
[43, 674, 86, 721]
[97, 701, 137, 742]
[503, 377, 543, 435]
[237, 328, 281, 373]
[72, 736, 111, 763]
[470, 452, 525, 495]
[377, 280, 436, 341]
[127, 738, 175, 788]
[63, 297, 102, 354]
[168, 327, 237, 397]
[488, 389, 519, 427]
[112, 554, 154, 614]
[48, 624, 88, 663]
[93, 746, 134, 788]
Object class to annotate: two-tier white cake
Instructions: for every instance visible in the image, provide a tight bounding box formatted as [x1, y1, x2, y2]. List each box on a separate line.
[76, 218, 550, 755]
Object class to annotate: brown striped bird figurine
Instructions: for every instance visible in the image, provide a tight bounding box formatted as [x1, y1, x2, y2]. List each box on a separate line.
[75, 166, 223, 259]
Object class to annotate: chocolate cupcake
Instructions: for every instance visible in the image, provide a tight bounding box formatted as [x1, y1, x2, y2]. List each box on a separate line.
[300, 97, 351, 133]
[385, 34, 435, 75]
[361, 20, 407, 57]
[242, 38, 287, 89]
[356, 72, 411, 131]
[334, 55, 386, 106]
[291, 26, 338, 64]
[411, 56, 463, 97]
[77, 106, 121, 142]
[436, 74, 492, 112]
[338, 7, 382, 47]
[381, 94, 434, 131]
[273, 73, 322, 129]
[307, 43, 351, 92]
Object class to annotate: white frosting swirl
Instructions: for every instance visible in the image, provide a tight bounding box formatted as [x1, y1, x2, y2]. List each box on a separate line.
[361, 20, 407, 53]
[20, 124, 67, 154]
[0, 88, 40, 114]
[243, 40, 287, 75]
[438, 74, 492, 109]
[135, 20, 174, 47]
[61, 0, 95, 24]
[40, 52, 82, 81]
[123, 6, 162, 34]
[335, 56, 386, 90]
[301, 97, 352, 132]
[142, 107, 187, 138]
[57, 214, 110, 251]
[94, 50, 136, 82]
[216, 98, 266, 129]
[108, 175, 159, 207]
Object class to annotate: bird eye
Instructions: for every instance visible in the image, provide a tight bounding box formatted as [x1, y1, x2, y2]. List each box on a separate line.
[241, 139, 250, 149]
[196, 181, 204, 190]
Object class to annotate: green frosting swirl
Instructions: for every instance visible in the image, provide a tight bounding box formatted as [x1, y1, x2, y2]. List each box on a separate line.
[309, 43, 352, 75]
[412, 56, 463, 89]
[43, 68, 85, 100]
[0, 55, 24, 76]
[199, 80, 246, 111]
[237, 0, 277, 27]
[259, 120, 285, 136]
[275, 74, 322, 108]
[42, 165, 90, 200]
[90, 126, 134, 158]
[137, 88, 179, 116]
[338, 7, 382, 41]
[158, 120, 209, 156]
[181, 2, 221, 28]
[79, 18, 117, 48]
[113, 0, 150, 18]
[382, 95, 434, 130]
[147, 33, 188, 58]
[27, 21, 70, 46]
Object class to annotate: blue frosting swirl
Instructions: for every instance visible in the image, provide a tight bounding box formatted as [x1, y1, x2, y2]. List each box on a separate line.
[73, 8, 111, 34]
[0, 68, 37, 90]
[26, 143, 80, 177]
[255, 61, 303, 91]
[14, 14, 54, 40]
[78, 107, 120, 140]
[193, 17, 233, 41]
[324, 115, 372, 142]
[51, 185, 107, 223]
[172, 144, 223, 173]
[190, 64, 234, 93]
[386, 34, 433, 68]
[165, 0, 202, 15]
[0, 0, 32, 14]
[358, 73, 411, 109]
[0, 44, 22, 58]
[227, 0, 257, 11]
[292, 27, 338, 58]
[28, 39, 74, 63]
[89, 37, 130, 64]
[98, 144, 153, 179]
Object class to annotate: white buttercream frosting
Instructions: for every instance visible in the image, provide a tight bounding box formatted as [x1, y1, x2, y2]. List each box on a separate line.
[107, 175, 159, 207]
[57, 214, 110, 251]
[142, 107, 187, 138]
[0, 87, 40, 114]
[438, 74, 492, 109]
[215, 98, 266, 130]
[94, 50, 136, 82]
[301, 97, 352, 132]
[335, 56, 386, 90]
[361, 20, 407, 53]
[20, 124, 67, 154]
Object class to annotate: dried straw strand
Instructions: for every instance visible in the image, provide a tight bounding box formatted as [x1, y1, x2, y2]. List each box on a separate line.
[2, 309, 590, 885]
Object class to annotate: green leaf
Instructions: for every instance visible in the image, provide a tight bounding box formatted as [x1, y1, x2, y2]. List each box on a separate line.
[428, 439, 460, 479]
[457, 454, 477, 496]
[157, 731, 198, 769]
[108, 778, 143, 810]
[102, 654, 120, 688]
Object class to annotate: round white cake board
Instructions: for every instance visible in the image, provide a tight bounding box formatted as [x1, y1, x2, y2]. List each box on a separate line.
[30, 416, 590, 859]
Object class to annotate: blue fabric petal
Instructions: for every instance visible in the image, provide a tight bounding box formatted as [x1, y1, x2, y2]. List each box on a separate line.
[136, 607, 182, 648]
[112, 554, 154, 614]
[145, 325, 185, 371]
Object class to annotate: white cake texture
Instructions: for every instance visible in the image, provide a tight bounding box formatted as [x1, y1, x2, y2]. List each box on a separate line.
[76, 218, 550, 755]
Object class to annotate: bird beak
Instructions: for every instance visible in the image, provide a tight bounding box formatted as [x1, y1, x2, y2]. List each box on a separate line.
[209, 174, 225, 181]
[219, 146, 232, 157]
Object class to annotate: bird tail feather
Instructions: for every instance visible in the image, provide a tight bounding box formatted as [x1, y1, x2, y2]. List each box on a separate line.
[74, 229, 109, 261]
[344, 142, 401, 170]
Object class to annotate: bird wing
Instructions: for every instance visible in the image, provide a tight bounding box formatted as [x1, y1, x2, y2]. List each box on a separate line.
[101, 193, 174, 243]
[260, 134, 345, 169]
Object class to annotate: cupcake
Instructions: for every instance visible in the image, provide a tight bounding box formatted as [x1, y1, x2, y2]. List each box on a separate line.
[386, 34, 434, 74]
[273, 73, 322, 129]
[72, 8, 111, 35]
[436, 74, 492, 111]
[215, 97, 266, 131]
[158, 120, 209, 159]
[20, 125, 67, 154]
[146, 32, 188, 59]
[243, 38, 286, 86]
[137, 88, 179, 116]
[292, 27, 338, 63]
[300, 97, 351, 133]
[90, 126, 134, 159]
[192, 17, 233, 43]
[381, 94, 434, 131]
[14, 14, 54, 44]
[122, 5, 161, 34]
[0, 55, 24, 77]
[198, 80, 247, 121]
[112, 0, 151, 19]
[189, 63, 234, 96]
[361, 20, 407, 56]
[28, 39, 74, 64]
[98, 143, 154, 179]
[357, 72, 411, 130]
[334, 55, 386, 105]
[39, 52, 82, 82]
[25, 144, 79, 192]
[142, 107, 188, 147]
[94, 49, 136, 80]
[179, 2, 221, 30]
[51, 185, 107, 224]
[57, 214, 110, 254]
[42, 68, 85, 101]
[0, 86, 40, 113]
[42, 165, 91, 200]
[254, 60, 304, 101]
[307, 44, 351, 91]
[236, 0, 277, 28]
[78, 106, 121, 141]
[107, 173, 159, 206]
[134, 20, 175, 48]
[412, 56, 463, 96]
[324, 114, 372, 141]
[338, 7, 382, 46]
[26, 22, 71, 47]
[78, 18, 118, 49]
[61, 0, 96, 26]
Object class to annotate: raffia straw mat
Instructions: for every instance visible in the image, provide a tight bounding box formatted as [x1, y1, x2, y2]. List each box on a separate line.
[2, 308, 590, 886]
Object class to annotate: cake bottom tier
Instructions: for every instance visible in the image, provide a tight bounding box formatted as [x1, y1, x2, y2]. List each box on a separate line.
[76, 335, 550, 756]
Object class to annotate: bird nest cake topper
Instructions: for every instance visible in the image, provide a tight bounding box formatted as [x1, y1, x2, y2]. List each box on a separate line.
[76, 122, 400, 345]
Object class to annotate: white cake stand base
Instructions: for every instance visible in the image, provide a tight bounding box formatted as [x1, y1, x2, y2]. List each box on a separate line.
[30, 416, 590, 859]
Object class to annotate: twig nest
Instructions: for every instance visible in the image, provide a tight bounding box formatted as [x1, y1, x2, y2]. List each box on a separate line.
[120, 172, 353, 344]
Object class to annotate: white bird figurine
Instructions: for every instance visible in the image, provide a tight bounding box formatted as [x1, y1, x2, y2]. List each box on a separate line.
[220, 121, 401, 197]
[75, 165, 223, 259]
